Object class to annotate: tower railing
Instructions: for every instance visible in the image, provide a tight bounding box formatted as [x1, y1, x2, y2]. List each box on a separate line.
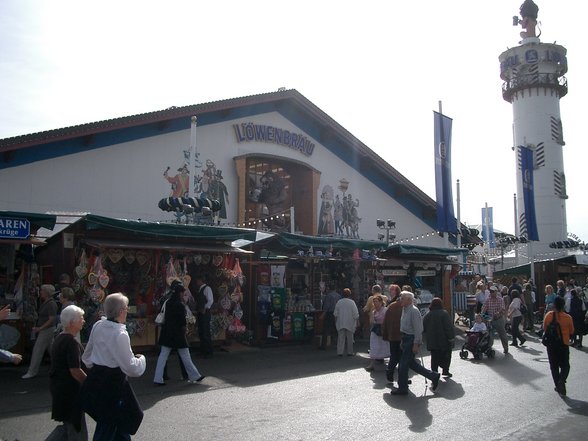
[502, 73, 568, 102]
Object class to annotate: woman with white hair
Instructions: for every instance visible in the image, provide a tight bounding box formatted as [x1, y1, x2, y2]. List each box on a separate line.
[46, 305, 87, 441]
[81, 293, 146, 440]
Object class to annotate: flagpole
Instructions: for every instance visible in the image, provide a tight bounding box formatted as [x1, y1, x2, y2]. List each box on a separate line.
[189, 116, 197, 199]
[456, 179, 461, 248]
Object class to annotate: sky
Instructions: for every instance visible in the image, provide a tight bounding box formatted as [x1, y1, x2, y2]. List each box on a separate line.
[1, 0, 586, 245]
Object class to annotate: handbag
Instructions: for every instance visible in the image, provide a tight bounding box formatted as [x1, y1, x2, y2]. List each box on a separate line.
[370, 323, 382, 336]
[155, 299, 168, 325]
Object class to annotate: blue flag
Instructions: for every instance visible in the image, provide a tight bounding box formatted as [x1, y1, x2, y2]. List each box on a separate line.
[520, 146, 539, 241]
[434, 111, 457, 233]
[481, 207, 495, 248]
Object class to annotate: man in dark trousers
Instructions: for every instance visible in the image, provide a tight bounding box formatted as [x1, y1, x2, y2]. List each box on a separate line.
[319, 283, 341, 350]
[390, 291, 440, 395]
[382, 284, 402, 382]
[195, 275, 214, 357]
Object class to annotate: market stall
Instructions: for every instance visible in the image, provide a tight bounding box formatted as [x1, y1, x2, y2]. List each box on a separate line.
[0, 211, 57, 357]
[34, 214, 255, 349]
[246, 232, 388, 344]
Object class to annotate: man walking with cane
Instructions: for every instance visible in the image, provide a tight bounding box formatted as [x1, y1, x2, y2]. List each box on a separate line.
[390, 291, 440, 395]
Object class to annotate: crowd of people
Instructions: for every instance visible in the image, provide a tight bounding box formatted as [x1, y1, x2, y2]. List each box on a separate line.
[320, 275, 587, 398]
[4, 271, 588, 438]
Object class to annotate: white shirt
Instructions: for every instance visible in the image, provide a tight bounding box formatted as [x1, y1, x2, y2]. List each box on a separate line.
[201, 284, 214, 310]
[82, 317, 146, 377]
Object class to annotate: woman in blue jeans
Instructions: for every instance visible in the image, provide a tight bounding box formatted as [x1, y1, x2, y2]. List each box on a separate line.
[508, 290, 526, 347]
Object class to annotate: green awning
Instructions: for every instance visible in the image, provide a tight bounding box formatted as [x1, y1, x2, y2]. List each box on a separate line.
[275, 232, 388, 251]
[84, 214, 257, 242]
[0, 211, 57, 230]
[493, 263, 531, 277]
[381, 244, 468, 260]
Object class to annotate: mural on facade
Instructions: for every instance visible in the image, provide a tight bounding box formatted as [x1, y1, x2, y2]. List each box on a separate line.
[248, 169, 290, 230]
[318, 178, 361, 238]
[162, 152, 230, 222]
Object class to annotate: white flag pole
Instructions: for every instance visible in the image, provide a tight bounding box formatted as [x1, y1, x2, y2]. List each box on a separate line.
[189, 116, 198, 199]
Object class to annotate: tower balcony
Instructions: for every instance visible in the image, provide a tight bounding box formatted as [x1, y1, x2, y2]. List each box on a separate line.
[502, 73, 567, 102]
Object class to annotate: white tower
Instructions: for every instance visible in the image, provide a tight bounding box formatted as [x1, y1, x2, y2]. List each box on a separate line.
[498, 0, 568, 258]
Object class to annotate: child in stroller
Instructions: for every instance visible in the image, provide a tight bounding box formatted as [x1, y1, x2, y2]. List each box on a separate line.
[460, 314, 496, 360]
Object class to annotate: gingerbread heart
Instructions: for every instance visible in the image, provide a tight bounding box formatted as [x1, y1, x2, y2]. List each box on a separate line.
[201, 254, 211, 265]
[75, 265, 87, 279]
[193, 254, 202, 265]
[108, 249, 124, 263]
[124, 250, 136, 264]
[88, 272, 98, 285]
[212, 255, 223, 267]
[135, 250, 150, 266]
[99, 272, 110, 288]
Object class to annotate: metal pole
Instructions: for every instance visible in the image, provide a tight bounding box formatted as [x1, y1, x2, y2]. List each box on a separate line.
[290, 206, 295, 233]
[456, 179, 461, 248]
[189, 116, 198, 199]
[513, 193, 519, 266]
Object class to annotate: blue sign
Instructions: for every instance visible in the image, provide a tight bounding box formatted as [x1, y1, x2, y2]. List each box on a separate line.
[0, 218, 31, 239]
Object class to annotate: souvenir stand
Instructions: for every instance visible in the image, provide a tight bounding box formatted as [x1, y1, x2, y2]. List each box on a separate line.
[378, 244, 468, 314]
[0, 211, 57, 357]
[248, 232, 387, 344]
[34, 214, 255, 349]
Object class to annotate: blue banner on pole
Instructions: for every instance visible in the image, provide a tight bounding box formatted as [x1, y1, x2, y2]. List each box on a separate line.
[520, 146, 539, 241]
[433, 111, 457, 234]
[481, 207, 495, 248]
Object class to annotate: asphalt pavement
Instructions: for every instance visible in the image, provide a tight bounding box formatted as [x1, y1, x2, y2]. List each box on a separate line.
[1, 326, 588, 441]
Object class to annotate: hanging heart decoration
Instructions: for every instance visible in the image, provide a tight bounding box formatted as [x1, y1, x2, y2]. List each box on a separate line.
[220, 294, 231, 310]
[201, 254, 211, 265]
[108, 249, 124, 264]
[99, 271, 110, 288]
[212, 255, 224, 267]
[193, 254, 202, 265]
[124, 250, 136, 265]
[135, 250, 150, 266]
[88, 272, 98, 285]
[75, 265, 87, 279]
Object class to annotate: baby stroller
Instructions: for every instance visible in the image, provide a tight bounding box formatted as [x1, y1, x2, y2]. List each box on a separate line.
[459, 314, 496, 360]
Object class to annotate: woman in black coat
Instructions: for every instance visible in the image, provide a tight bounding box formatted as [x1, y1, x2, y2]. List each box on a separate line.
[423, 297, 455, 377]
[153, 282, 204, 385]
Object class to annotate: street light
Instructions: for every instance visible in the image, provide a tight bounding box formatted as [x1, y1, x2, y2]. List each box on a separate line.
[377, 219, 396, 245]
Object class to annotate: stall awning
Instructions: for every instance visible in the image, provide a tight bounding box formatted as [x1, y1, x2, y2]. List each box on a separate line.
[0, 211, 57, 231]
[381, 244, 468, 261]
[83, 214, 257, 242]
[274, 232, 388, 251]
[83, 238, 253, 254]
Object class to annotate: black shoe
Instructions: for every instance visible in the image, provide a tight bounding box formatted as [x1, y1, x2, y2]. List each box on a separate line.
[153, 382, 166, 386]
[520, 338, 526, 346]
[556, 380, 566, 396]
[386, 371, 394, 382]
[390, 388, 408, 396]
[442, 372, 453, 378]
[365, 366, 375, 372]
[509, 343, 518, 347]
[431, 373, 441, 391]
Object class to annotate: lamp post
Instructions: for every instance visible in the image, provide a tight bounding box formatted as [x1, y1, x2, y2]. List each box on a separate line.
[377, 219, 396, 246]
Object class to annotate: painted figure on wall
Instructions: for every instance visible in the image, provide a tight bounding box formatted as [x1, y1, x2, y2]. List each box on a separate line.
[321, 179, 362, 238]
[334, 195, 344, 236]
[253, 171, 289, 230]
[196, 159, 229, 219]
[318, 185, 335, 236]
[344, 194, 361, 239]
[163, 164, 190, 198]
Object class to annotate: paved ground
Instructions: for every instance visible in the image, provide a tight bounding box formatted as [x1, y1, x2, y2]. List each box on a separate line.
[1, 326, 588, 440]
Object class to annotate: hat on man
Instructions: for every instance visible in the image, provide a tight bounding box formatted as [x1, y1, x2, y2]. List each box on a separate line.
[489, 286, 498, 292]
